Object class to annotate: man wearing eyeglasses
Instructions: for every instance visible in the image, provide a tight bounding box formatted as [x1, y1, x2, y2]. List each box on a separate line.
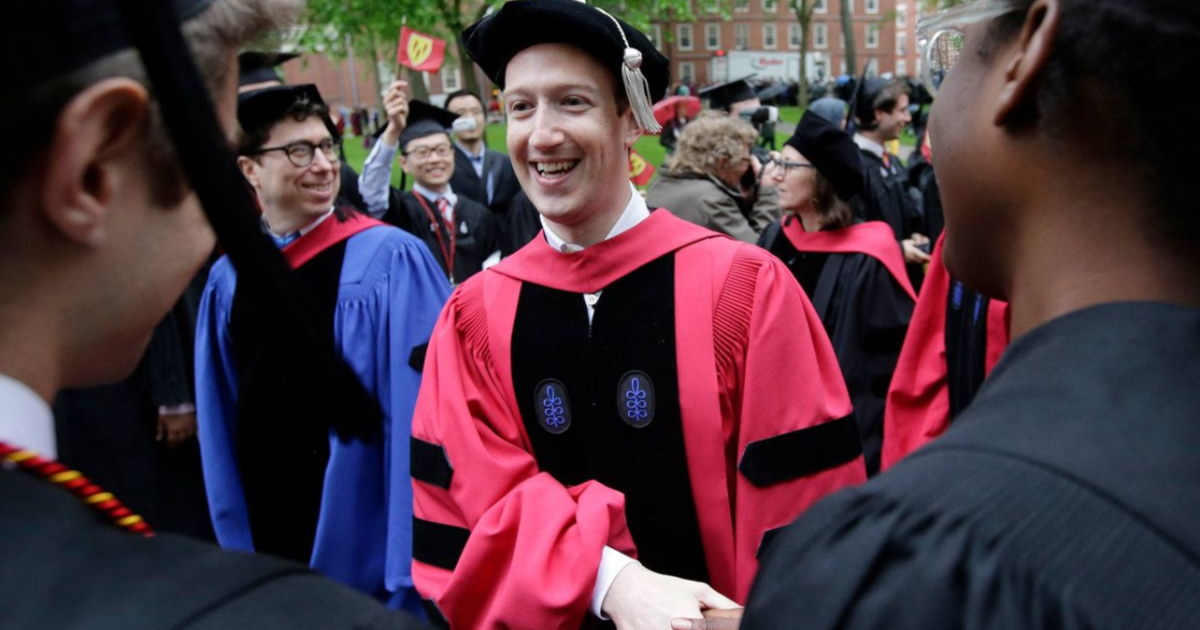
[195, 82, 450, 613]
[678, 0, 1200, 628]
[359, 96, 502, 285]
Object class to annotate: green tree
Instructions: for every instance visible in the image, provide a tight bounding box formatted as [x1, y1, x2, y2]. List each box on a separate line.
[791, 0, 819, 107]
[840, 0, 857, 77]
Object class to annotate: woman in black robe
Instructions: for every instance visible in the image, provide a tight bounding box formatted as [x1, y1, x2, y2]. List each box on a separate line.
[758, 111, 916, 475]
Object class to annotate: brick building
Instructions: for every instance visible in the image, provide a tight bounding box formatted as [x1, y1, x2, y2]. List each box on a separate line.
[650, 0, 921, 89]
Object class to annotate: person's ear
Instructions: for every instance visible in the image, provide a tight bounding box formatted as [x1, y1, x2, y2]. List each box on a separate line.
[237, 155, 261, 189]
[40, 78, 150, 246]
[624, 108, 643, 151]
[994, 0, 1061, 126]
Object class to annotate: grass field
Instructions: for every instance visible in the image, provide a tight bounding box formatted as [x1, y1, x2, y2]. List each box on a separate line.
[341, 105, 912, 188]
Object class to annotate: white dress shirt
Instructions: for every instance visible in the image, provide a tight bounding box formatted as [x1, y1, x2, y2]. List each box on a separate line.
[0, 373, 56, 458]
[540, 182, 649, 617]
[541, 182, 650, 326]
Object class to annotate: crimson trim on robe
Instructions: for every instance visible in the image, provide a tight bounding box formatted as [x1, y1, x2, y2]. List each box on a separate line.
[780, 218, 917, 301]
[410, 209, 866, 629]
[881, 234, 1009, 470]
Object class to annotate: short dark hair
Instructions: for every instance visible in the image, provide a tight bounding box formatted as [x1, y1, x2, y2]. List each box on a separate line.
[856, 80, 910, 131]
[238, 99, 332, 156]
[981, 0, 1200, 244]
[444, 89, 484, 111]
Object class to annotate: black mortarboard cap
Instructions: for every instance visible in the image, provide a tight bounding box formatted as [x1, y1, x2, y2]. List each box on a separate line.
[463, 0, 669, 133]
[399, 100, 460, 151]
[237, 84, 339, 146]
[784, 110, 864, 202]
[5, 0, 214, 90]
[238, 51, 300, 88]
[700, 76, 759, 111]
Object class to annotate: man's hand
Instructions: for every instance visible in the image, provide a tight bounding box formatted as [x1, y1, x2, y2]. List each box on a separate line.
[380, 80, 410, 147]
[602, 563, 739, 630]
[902, 232, 932, 264]
[156, 411, 197, 448]
[671, 607, 745, 630]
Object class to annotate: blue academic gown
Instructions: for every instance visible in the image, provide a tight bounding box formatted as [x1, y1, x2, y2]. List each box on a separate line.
[195, 225, 450, 613]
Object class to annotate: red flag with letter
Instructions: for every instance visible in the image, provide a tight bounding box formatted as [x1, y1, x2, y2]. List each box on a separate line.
[397, 26, 446, 72]
[629, 150, 656, 186]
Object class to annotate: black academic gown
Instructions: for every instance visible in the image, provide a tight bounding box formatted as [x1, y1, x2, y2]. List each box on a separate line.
[744, 302, 1200, 629]
[448, 145, 521, 214]
[496, 191, 544, 257]
[338, 162, 367, 213]
[383, 190, 501, 284]
[53, 269, 213, 540]
[0, 469, 426, 629]
[759, 219, 914, 476]
[856, 148, 925, 289]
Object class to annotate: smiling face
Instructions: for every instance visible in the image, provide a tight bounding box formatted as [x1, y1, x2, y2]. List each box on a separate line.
[239, 116, 340, 223]
[874, 93, 912, 142]
[401, 132, 455, 191]
[503, 43, 640, 227]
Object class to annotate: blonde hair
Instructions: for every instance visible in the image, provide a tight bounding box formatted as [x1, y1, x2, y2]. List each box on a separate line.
[668, 111, 757, 178]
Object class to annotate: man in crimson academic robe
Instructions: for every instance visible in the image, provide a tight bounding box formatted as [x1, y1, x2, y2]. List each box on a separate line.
[408, 2, 867, 629]
[195, 83, 449, 613]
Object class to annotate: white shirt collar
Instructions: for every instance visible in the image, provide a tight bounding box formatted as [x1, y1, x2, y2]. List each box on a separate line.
[542, 183, 649, 254]
[0, 373, 56, 458]
[853, 134, 886, 159]
[265, 206, 336, 240]
[455, 142, 485, 161]
[413, 184, 458, 221]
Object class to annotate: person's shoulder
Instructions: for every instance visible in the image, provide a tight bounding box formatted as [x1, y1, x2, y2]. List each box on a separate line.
[0, 473, 420, 630]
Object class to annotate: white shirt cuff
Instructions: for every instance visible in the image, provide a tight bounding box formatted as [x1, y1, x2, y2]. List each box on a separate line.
[591, 546, 638, 619]
[158, 403, 196, 416]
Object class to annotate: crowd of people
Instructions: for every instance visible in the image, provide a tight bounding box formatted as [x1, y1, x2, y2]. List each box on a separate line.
[2, 0, 1198, 628]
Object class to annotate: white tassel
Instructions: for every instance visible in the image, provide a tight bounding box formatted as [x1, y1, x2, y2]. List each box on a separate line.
[596, 7, 662, 134]
[621, 48, 662, 134]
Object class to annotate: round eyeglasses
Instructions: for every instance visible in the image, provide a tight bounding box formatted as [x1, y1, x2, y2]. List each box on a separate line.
[250, 137, 342, 168]
[917, 0, 1024, 97]
[404, 144, 454, 161]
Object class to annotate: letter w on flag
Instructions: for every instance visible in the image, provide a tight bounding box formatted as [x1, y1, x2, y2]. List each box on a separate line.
[397, 26, 446, 73]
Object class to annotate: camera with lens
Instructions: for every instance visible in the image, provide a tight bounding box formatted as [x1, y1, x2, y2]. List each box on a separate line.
[737, 106, 780, 126]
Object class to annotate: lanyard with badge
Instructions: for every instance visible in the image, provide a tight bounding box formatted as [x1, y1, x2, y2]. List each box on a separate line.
[414, 193, 457, 285]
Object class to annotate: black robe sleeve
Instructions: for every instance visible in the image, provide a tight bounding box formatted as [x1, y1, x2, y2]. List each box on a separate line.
[743, 488, 1082, 630]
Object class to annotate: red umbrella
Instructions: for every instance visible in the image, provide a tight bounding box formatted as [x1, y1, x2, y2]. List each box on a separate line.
[653, 95, 702, 127]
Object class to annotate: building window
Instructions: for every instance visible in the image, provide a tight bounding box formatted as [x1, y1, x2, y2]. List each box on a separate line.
[734, 0, 750, 13]
[846, 0, 854, 12]
[704, 0, 719, 12]
[866, 24, 880, 48]
[763, 23, 777, 49]
[895, 59, 907, 76]
[762, 0, 777, 12]
[441, 66, 460, 92]
[706, 23, 721, 50]
[866, 57, 879, 76]
[896, 4, 907, 27]
[680, 61, 695, 83]
[897, 32, 907, 55]
[814, 22, 828, 48]
[866, 0, 879, 14]
[651, 24, 662, 49]
[678, 23, 694, 50]
[839, 58, 847, 75]
[735, 23, 750, 50]
[814, 0, 827, 13]
[788, 23, 802, 48]
[814, 60, 829, 80]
